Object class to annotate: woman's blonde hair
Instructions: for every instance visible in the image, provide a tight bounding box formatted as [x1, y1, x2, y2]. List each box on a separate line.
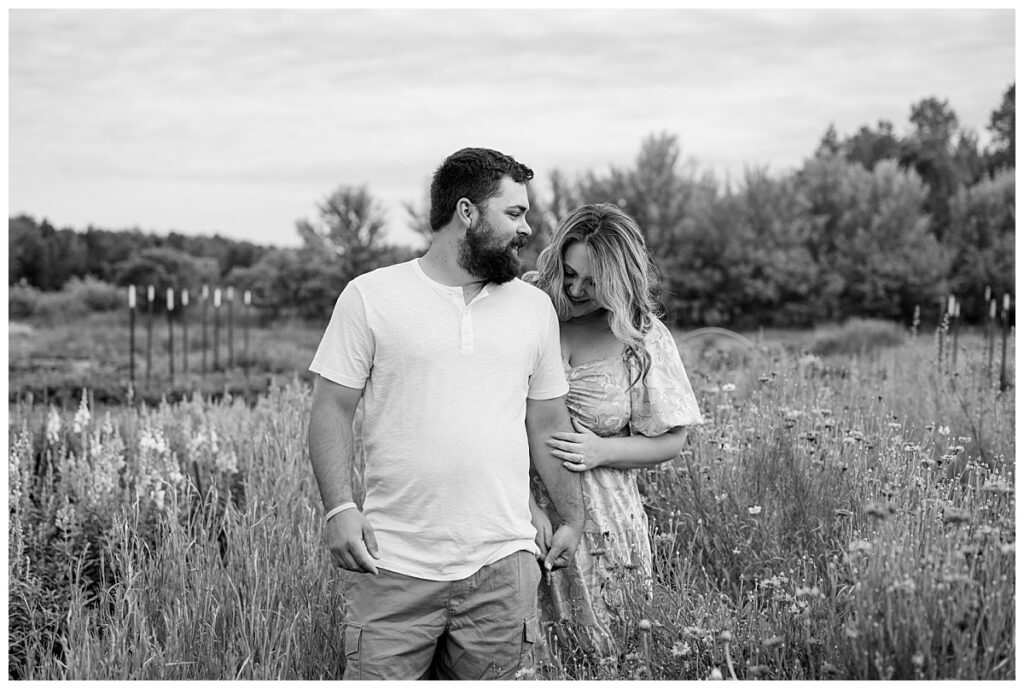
[532, 203, 662, 387]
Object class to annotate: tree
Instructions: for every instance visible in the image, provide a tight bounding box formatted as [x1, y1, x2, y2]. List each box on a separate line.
[113, 247, 220, 296]
[946, 169, 1015, 320]
[986, 83, 1015, 174]
[899, 97, 962, 240]
[843, 120, 901, 170]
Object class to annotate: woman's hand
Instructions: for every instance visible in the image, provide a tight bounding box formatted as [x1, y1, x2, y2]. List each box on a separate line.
[546, 417, 608, 472]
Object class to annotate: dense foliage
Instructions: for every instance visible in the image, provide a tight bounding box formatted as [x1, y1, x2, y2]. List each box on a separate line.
[10, 86, 1014, 327]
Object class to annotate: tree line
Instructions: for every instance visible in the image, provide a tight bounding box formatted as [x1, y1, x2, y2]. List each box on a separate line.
[9, 85, 1014, 328]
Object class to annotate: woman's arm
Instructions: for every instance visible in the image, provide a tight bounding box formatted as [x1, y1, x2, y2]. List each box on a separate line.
[546, 418, 688, 472]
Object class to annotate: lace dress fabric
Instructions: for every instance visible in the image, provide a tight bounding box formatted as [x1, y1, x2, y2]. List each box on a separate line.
[532, 319, 703, 667]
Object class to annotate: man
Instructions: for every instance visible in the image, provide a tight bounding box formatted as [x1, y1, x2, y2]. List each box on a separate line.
[307, 147, 584, 680]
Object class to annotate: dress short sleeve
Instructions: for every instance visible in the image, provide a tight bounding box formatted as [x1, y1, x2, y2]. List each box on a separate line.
[629, 318, 703, 437]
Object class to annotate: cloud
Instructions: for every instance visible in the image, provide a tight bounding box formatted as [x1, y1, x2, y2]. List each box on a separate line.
[9, 8, 1014, 246]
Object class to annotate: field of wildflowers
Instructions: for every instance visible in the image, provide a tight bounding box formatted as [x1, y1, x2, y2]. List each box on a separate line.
[7, 323, 1015, 680]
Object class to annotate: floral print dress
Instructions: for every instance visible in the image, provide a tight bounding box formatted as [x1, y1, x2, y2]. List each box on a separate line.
[532, 318, 703, 664]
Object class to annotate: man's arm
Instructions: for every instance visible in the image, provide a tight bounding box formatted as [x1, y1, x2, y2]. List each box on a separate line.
[308, 375, 380, 575]
[526, 396, 584, 571]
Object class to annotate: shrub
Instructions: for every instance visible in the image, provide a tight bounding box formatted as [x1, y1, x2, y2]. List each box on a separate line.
[809, 318, 906, 357]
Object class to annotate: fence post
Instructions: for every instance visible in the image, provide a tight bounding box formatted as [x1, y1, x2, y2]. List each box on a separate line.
[128, 285, 136, 392]
[227, 286, 235, 369]
[987, 298, 997, 383]
[243, 290, 251, 377]
[181, 288, 189, 377]
[167, 287, 175, 385]
[214, 288, 222, 372]
[146, 285, 155, 383]
[999, 293, 1011, 392]
[201, 285, 209, 378]
[951, 297, 960, 370]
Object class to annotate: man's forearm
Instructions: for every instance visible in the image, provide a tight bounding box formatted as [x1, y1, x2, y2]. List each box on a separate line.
[308, 383, 358, 511]
[527, 400, 584, 529]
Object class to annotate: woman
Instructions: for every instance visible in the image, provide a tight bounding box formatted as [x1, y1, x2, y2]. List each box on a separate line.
[525, 203, 703, 663]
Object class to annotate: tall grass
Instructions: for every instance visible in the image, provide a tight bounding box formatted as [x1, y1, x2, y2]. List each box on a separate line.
[7, 328, 1014, 680]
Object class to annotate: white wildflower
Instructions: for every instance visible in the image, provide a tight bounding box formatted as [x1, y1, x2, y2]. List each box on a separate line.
[748, 505, 762, 515]
[73, 393, 91, 434]
[722, 383, 736, 392]
[46, 407, 62, 445]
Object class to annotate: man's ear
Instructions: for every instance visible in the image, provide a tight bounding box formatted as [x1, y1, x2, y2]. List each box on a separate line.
[457, 198, 474, 227]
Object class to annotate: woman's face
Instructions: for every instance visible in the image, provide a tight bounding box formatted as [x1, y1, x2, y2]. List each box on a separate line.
[562, 241, 603, 318]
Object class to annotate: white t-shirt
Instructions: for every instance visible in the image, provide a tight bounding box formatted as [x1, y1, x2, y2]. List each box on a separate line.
[309, 259, 569, 580]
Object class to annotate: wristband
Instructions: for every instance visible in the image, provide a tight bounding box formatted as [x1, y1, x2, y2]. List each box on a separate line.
[325, 502, 357, 522]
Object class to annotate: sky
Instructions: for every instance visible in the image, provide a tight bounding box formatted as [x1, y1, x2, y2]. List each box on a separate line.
[8, 7, 1017, 249]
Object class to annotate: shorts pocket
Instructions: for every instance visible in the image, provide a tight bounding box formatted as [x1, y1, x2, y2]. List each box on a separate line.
[343, 623, 363, 680]
[517, 611, 540, 676]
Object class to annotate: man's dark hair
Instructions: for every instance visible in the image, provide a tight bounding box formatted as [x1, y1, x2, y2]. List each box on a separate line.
[429, 148, 534, 231]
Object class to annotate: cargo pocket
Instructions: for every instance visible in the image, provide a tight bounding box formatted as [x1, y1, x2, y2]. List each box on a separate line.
[343, 623, 363, 680]
[517, 611, 540, 677]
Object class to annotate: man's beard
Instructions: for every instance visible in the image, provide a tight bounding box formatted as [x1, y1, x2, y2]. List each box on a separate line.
[457, 216, 526, 284]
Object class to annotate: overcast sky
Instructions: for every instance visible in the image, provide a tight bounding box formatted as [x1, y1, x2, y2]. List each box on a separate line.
[9, 8, 1016, 249]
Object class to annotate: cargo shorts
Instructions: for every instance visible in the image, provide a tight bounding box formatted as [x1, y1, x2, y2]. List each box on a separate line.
[342, 550, 542, 680]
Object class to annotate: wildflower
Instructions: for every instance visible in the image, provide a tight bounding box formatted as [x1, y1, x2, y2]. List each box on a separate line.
[73, 393, 91, 434]
[722, 383, 736, 392]
[912, 652, 925, 669]
[864, 502, 896, 520]
[887, 421, 902, 429]
[748, 664, 769, 678]
[708, 667, 723, 680]
[957, 436, 972, 444]
[942, 507, 971, 525]
[937, 426, 951, 436]
[981, 480, 1013, 494]
[514, 667, 535, 680]
[718, 630, 733, 643]
[795, 585, 822, 598]
[638, 619, 652, 632]
[748, 505, 762, 515]
[46, 407, 62, 445]
[762, 635, 785, 649]
[671, 641, 691, 658]
[999, 543, 1015, 555]
[887, 578, 917, 594]
[847, 539, 873, 555]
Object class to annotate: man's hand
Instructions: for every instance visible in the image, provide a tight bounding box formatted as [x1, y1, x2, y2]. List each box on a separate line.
[530, 501, 553, 560]
[544, 523, 580, 572]
[325, 508, 380, 575]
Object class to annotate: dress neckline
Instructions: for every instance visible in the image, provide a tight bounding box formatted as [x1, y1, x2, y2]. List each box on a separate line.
[563, 352, 626, 371]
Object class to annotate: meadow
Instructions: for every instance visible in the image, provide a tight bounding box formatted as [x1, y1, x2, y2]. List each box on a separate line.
[7, 317, 1015, 680]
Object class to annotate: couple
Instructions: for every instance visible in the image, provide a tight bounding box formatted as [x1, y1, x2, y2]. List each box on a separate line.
[307, 147, 702, 680]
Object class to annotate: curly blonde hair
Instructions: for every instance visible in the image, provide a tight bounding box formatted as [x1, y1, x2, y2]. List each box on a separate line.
[532, 203, 662, 387]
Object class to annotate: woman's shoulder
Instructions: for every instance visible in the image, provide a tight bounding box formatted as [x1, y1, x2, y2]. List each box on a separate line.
[643, 316, 675, 346]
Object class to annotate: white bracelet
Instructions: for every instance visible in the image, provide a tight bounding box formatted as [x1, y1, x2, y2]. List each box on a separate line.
[324, 502, 357, 522]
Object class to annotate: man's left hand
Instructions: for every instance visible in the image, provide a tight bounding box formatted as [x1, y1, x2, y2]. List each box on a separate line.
[544, 523, 581, 571]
